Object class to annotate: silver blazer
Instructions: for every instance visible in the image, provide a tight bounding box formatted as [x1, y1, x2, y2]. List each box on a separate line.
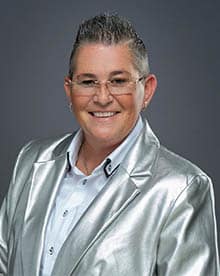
[0, 119, 219, 275]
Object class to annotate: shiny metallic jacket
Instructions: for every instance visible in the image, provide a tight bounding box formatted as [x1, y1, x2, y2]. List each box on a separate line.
[0, 119, 219, 275]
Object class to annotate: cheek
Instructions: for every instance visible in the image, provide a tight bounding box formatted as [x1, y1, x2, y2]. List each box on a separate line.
[71, 96, 89, 113]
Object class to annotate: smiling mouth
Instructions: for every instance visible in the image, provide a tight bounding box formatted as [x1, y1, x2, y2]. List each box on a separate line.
[89, 111, 119, 118]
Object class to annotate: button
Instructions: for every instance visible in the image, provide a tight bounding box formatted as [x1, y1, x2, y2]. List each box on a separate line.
[63, 210, 69, 217]
[82, 179, 87, 185]
[49, 246, 54, 255]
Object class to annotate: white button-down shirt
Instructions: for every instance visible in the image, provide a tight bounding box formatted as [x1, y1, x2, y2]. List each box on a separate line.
[40, 116, 143, 276]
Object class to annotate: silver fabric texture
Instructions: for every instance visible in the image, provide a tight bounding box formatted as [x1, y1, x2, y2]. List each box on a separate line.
[0, 119, 219, 275]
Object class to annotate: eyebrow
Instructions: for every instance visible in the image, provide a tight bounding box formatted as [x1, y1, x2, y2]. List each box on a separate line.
[76, 70, 131, 79]
[76, 73, 96, 79]
[109, 70, 131, 76]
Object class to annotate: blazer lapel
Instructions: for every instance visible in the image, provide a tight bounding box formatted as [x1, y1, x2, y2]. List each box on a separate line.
[21, 154, 68, 275]
[52, 166, 140, 276]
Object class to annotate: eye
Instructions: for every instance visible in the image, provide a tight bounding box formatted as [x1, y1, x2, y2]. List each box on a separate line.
[110, 78, 129, 86]
[79, 79, 96, 87]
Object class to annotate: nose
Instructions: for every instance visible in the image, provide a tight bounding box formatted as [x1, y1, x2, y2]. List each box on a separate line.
[92, 82, 113, 106]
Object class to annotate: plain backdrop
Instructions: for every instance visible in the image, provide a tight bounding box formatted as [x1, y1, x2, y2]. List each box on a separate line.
[0, 0, 219, 248]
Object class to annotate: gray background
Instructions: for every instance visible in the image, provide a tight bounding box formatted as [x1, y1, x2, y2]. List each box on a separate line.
[0, 0, 219, 247]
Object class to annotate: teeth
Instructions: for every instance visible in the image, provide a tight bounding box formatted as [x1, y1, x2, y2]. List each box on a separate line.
[92, 112, 116, 117]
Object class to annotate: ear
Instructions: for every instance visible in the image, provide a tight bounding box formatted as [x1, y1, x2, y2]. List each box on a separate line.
[142, 74, 157, 109]
[64, 76, 72, 101]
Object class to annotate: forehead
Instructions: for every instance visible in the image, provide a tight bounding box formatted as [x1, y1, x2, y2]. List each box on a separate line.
[73, 43, 138, 77]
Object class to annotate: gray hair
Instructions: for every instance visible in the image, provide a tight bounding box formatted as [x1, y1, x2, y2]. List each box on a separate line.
[68, 13, 150, 78]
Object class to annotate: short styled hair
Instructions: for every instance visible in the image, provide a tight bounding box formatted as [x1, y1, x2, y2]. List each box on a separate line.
[68, 13, 150, 78]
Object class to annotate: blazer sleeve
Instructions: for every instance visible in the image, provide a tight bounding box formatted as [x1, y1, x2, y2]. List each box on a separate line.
[0, 198, 8, 275]
[156, 174, 220, 276]
[0, 141, 35, 275]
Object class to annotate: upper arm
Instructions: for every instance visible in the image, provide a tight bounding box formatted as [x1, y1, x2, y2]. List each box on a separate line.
[0, 199, 8, 274]
[156, 175, 219, 275]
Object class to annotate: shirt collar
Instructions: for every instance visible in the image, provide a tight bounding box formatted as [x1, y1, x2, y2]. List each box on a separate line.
[67, 116, 143, 177]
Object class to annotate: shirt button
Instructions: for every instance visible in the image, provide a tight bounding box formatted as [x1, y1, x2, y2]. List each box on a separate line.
[63, 210, 69, 217]
[82, 179, 87, 185]
[49, 246, 54, 255]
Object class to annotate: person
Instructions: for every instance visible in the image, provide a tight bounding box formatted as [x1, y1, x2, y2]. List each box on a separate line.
[0, 13, 219, 276]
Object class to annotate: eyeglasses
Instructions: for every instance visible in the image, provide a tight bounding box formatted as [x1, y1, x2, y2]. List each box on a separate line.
[66, 76, 145, 96]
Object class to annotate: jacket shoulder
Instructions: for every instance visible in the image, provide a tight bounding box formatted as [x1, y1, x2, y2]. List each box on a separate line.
[13, 133, 74, 175]
[159, 145, 206, 174]
[154, 145, 211, 192]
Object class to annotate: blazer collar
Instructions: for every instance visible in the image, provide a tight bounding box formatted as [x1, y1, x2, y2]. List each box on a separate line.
[123, 118, 160, 180]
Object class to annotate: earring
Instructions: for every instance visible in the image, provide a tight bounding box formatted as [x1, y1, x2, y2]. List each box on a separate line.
[69, 102, 72, 112]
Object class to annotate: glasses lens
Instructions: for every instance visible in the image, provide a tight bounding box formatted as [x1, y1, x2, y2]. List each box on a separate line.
[71, 80, 96, 95]
[108, 79, 135, 95]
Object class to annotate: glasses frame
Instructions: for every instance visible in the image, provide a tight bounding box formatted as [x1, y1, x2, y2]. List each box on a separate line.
[66, 76, 145, 96]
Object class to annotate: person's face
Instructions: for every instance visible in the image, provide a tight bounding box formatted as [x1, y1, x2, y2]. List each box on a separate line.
[64, 43, 157, 148]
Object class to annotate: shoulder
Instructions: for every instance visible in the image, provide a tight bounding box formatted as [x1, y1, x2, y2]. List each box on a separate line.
[158, 145, 207, 177]
[22, 133, 73, 156]
[13, 133, 74, 175]
[153, 145, 212, 198]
